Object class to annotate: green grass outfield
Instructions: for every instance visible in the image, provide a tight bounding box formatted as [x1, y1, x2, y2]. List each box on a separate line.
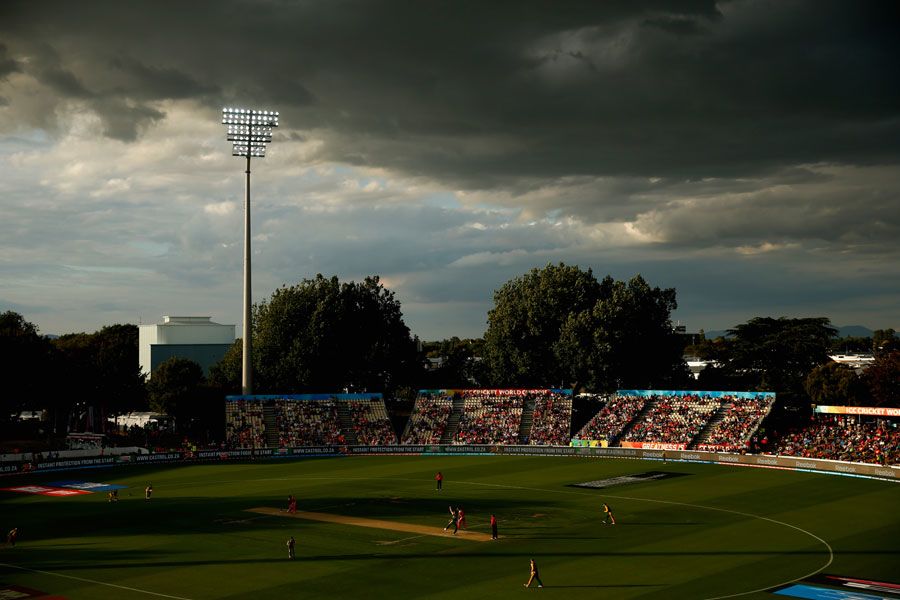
[1, 455, 898, 599]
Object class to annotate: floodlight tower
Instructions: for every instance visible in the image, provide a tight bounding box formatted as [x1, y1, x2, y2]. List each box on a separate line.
[222, 107, 279, 395]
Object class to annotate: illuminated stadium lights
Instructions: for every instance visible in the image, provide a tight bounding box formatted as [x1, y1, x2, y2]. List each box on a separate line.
[221, 107, 280, 394]
[222, 107, 278, 157]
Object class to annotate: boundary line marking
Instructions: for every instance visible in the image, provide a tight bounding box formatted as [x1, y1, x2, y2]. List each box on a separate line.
[2, 466, 837, 599]
[275, 475, 835, 600]
[598, 491, 834, 600]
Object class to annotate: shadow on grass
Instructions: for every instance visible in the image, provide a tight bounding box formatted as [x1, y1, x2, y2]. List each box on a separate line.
[2, 490, 567, 544]
[542, 584, 664, 589]
[12, 546, 895, 573]
[614, 522, 704, 526]
[521, 537, 610, 540]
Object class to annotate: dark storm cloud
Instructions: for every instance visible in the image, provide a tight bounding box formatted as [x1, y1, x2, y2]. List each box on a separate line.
[19, 43, 92, 97]
[298, 1, 898, 183]
[0, 43, 23, 78]
[109, 57, 220, 100]
[642, 15, 710, 35]
[38, 65, 93, 98]
[4, 0, 896, 183]
[93, 98, 166, 141]
[2, 0, 899, 335]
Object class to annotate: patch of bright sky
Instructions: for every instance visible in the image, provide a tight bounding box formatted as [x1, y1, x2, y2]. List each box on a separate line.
[62, 264, 151, 275]
[422, 192, 461, 209]
[128, 240, 171, 257]
[0, 128, 53, 152]
[328, 165, 356, 177]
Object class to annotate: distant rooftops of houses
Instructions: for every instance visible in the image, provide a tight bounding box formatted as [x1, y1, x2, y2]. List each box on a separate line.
[828, 354, 876, 370]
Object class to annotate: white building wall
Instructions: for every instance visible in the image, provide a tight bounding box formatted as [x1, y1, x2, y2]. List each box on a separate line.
[138, 324, 158, 377]
[139, 316, 235, 376]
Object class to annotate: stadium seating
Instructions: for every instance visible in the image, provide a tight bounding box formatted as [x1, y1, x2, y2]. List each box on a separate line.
[225, 400, 266, 448]
[575, 395, 646, 442]
[402, 393, 452, 444]
[623, 394, 720, 445]
[455, 391, 523, 445]
[696, 396, 774, 452]
[273, 399, 344, 446]
[771, 416, 900, 465]
[346, 399, 397, 445]
[222, 390, 896, 468]
[529, 394, 573, 445]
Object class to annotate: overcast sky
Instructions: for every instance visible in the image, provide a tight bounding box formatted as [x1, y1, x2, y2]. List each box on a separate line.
[1, 0, 898, 340]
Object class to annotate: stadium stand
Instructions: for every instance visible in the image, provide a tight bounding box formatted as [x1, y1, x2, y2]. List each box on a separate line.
[346, 398, 397, 445]
[225, 399, 266, 449]
[221, 390, 896, 468]
[623, 393, 720, 445]
[696, 396, 775, 452]
[273, 398, 344, 447]
[529, 393, 573, 445]
[771, 415, 900, 465]
[455, 391, 523, 445]
[575, 395, 646, 443]
[401, 393, 452, 444]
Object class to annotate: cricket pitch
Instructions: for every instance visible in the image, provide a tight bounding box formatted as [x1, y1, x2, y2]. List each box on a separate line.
[247, 507, 493, 542]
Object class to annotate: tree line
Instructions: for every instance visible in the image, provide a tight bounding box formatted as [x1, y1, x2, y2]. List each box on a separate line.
[685, 319, 897, 407]
[2, 264, 898, 438]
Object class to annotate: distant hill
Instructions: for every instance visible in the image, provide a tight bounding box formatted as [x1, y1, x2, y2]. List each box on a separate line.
[835, 325, 874, 338]
[702, 329, 730, 340]
[700, 325, 874, 340]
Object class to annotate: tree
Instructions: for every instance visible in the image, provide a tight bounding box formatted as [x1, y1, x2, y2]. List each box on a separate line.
[0, 311, 38, 338]
[208, 339, 242, 394]
[52, 332, 100, 431]
[0, 311, 56, 423]
[338, 276, 421, 391]
[52, 324, 147, 432]
[483, 263, 603, 386]
[252, 274, 421, 393]
[863, 351, 899, 407]
[93, 324, 147, 414]
[829, 335, 873, 354]
[725, 317, 837, 396]
[555, 275, 689, 391]
[483, 265, 687, 391]
[684, 333, 733, 363]
[422, 337, 486, 387]
[873, 329, 898, 354]
[804, 362, 868, 406]
[147, 357, 205, 420]
[151, 354, 233, 440]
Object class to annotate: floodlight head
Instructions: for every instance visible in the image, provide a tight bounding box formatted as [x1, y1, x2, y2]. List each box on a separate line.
[222, 107, 278, 157]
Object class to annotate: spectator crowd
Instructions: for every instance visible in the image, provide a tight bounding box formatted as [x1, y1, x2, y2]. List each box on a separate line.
[221, 391, 897, 467]
[623, 394, 720, 445]
[529, 394, 573, 445]
[770, 416, 899, 465]
[576, 396, 647, 443]
[347, 399, 397, 445]
[455, 392, 523, 445]
[225, 400, 266, 449]
[696, 396, 774, 452]
[274, 399, 344, 447]
[402, 394, 452, 444]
